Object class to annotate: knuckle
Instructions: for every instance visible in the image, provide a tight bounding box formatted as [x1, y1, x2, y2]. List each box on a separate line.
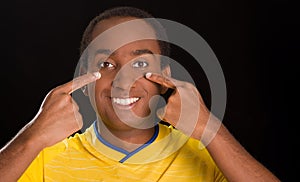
[62, 94, 72, 103]
[184, 82, 195, 89]
[75, 114, 83, 129]
[48, 88, 58, 96]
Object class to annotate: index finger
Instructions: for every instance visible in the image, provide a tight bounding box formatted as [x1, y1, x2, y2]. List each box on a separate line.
[145, 72, 176, 89]
[62, 72, 101, 94]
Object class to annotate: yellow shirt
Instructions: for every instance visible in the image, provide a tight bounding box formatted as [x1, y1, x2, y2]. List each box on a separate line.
[19, 122, 227, 181]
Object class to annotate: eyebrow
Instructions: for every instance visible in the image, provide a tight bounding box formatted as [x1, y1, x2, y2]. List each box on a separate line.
[94, 49, 154, 57]
[95, 49, 112, 56]
[132, 49, 154, 56]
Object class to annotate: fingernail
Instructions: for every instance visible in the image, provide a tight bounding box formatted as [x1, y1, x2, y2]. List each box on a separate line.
[93, 72, 101, 79]
[145, 72, 152, 78]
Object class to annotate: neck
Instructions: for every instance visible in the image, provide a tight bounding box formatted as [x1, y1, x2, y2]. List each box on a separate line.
[97, 121, 155, 152]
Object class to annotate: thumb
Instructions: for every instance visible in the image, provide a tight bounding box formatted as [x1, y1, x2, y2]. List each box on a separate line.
[156, 107, 166, 121]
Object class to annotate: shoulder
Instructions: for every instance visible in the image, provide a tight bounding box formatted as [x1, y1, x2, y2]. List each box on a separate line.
[163, 124, 219, 166]
[18, 133, 85, 181]
[160, 124, 227, 181]
[39, 132, 83, 160]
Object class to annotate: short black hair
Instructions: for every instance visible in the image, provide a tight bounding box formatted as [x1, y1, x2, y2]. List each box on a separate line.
[80, 6, 170, 59]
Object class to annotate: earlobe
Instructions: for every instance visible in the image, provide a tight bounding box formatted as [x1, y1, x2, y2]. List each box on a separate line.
[160, 65, 171, 94]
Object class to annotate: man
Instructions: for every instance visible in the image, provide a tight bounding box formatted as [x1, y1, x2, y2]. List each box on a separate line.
[0, 6, 280, 181]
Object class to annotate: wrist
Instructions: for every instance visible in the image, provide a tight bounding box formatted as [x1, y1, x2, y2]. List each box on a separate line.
[19, 123, 48, 152]
[192, 114, 223, 143]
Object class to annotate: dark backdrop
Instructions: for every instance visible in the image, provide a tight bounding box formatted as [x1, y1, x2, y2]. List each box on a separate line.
[2, 0, 294, 181]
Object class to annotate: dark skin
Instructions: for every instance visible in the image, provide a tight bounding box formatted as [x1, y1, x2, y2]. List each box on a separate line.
[0, 16, 280, 182]
[85, 16, 169, 148]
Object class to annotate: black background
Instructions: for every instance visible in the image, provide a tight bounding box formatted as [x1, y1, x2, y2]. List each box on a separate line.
[1, 0, 295, 181]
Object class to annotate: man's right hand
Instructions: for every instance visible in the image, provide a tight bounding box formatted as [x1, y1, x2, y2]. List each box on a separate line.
[27, 72, 101, 148]
[0, 72, 100, 181]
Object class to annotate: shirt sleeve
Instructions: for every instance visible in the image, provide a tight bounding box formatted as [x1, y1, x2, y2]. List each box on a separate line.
[18, 150, 44, 182]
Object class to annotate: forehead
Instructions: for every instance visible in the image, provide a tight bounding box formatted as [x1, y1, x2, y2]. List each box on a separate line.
[91, 16, 156, 40]
[90, 16, 161, 55]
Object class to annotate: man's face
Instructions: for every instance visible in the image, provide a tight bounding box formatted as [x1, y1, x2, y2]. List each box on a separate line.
[87, 17, 164, 130]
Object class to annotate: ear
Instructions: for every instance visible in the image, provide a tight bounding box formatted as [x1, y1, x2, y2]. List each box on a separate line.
[79, 66, 89, 96]
[160, 65, 171, 94]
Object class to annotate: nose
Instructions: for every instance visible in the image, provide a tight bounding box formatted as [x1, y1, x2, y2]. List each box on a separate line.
[112, 65, 139, 91]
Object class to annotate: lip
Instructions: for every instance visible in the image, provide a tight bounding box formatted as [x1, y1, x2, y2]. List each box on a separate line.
[110, 97, 141, 110]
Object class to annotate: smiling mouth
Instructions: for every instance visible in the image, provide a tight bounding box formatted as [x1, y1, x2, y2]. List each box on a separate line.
[112, 97, 140, 106]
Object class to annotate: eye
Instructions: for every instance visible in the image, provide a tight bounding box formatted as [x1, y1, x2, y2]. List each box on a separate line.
[132, 58, 149, 68]
[97, 61, 115, 70]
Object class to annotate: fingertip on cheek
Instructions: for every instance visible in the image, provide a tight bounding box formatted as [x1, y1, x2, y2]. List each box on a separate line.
[145, 72, 152, 78]
[93, 72, 101, 79]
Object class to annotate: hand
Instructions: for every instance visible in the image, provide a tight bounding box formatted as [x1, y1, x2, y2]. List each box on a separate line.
[24, 72, 101, 148]
[145, 72, 212, 139]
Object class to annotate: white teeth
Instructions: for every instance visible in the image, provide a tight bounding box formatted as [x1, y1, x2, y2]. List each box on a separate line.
[112, 97, 139, 105]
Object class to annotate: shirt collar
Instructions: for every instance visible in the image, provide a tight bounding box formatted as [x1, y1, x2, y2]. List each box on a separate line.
[82, 121, 189, 164]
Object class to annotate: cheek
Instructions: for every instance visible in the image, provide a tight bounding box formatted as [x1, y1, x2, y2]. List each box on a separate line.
[144, 81, 162, 96]
[93, 79, 113, 114]
[94, 78, 112, 98]
[139, 82, 162, 115]
[96, 75, 113, 88]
